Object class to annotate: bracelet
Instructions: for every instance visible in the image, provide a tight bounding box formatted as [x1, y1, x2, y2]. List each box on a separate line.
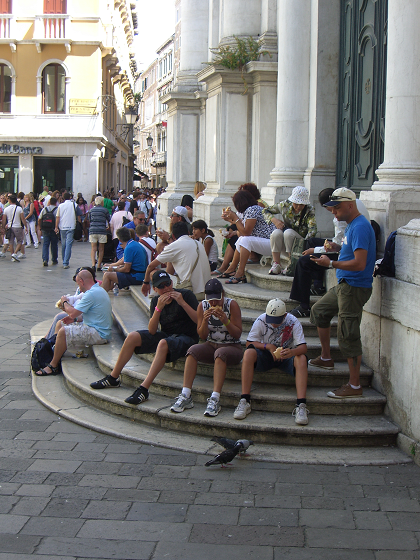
[224, 319, 231, 327]
[235, 219, 240, 223]
[143, 281, 150, 284]
[155, 306, 162, 313]
[264, 343, 267, 350]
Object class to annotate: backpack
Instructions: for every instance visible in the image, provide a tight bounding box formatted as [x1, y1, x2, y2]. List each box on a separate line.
[40, 207, 56, 231]
[31, 334, 59, 373]
[139, 238, 158, 263]
[373, 230, 396, 278]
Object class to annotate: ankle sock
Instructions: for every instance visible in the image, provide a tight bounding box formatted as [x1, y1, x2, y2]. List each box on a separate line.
[296, 398, 306, 405]
[241, 394, 251, 403]
[350, 384, 361, 390]
[139, 385, 149, 396]
[109, 375, 120, 385]
[320, 356, 331, 361]
[211, 392, 220, 400]
[182, 387, 191, 398]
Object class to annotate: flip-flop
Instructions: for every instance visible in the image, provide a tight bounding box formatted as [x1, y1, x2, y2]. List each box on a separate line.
[225, 275, 247, 284]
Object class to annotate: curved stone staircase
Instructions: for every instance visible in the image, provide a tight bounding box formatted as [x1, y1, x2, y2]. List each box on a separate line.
[31, 264, 411, 465]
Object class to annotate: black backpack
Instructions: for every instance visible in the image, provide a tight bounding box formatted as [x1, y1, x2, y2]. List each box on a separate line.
[373, 230, 396, 278]
[31, 335, 59, 373]
[40, 207, 56, 231]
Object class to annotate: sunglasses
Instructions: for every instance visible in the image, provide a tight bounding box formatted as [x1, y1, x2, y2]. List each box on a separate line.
[156, 281, 171, 289]
[329, 195, 353, 201]
[171, 213, 180, 218]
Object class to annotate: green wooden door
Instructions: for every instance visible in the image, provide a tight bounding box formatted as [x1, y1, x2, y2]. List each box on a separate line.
[336, 0, 388, 194]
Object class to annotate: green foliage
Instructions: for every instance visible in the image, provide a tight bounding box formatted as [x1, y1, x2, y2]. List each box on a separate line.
[208, 36, 271, 94]
[410, 443, 416, 457]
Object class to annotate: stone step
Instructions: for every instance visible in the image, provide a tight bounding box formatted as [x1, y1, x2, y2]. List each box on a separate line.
[93, 338, 383, 415]
[244, 265, 295, 290]
[30, 351, 410, 465]
[112, 295, 346, 363]
[63, 357, 399, 447]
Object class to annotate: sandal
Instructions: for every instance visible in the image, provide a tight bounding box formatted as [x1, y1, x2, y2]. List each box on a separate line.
[35, 363, 61, 376]
[225, 275, 247, 284]
[217, 271, 235, 279]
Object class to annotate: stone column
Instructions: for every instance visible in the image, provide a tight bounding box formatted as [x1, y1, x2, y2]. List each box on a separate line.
[264, 0, 311, 204]
[361, 0, 420, 241]
[220, 0, 261, 40]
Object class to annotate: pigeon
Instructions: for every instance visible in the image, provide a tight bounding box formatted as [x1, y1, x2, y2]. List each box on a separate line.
[205, 442, 242, 467]
[211, 437, 254, 454]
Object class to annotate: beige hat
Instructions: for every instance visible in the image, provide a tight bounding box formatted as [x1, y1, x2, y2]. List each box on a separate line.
[324, 187, 356, 207]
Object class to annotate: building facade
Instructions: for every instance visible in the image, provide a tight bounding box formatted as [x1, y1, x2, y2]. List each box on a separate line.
[0, 0, 138, 201]
[156, 0, 420, 450]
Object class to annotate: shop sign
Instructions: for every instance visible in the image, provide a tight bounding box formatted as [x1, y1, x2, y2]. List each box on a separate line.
[0, 144, 43, 155]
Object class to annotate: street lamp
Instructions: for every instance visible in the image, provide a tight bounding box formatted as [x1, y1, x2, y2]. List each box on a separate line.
[116, 105, 139, 141]
[146, 135, 153, 149]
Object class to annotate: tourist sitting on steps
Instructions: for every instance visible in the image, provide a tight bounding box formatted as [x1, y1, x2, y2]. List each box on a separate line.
[90, 271, 199, 405]
[233, 298, 309, 425]
[171, 278, 243, 417]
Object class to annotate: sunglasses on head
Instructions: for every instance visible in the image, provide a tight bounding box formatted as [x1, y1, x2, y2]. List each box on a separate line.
[329, 195, 353, 201]
[157, 281, 171, 289]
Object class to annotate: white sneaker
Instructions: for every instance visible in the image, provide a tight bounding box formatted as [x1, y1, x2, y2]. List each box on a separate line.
[0, 252, 6, 258]
[11, 253, 20, 262]
[25, 244, 32, 248]
[171, 393, 194, 413]
[204, 396, 221, 417]
[16, 252, 26, 259]
[293, 403, 309, 425]
[269, 262, 282, 275]
[233, 398, 251, 420]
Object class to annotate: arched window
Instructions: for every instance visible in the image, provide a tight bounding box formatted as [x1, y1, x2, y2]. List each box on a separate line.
[42, 63, 65, 113]
[0, 63, 11, 113]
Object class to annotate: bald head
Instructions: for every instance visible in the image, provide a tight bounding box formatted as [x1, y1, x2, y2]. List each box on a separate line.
[77, 269, 95, 291]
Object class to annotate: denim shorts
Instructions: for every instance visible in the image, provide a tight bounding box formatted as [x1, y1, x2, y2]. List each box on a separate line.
[252, 347, 295, 377]
[134, 330, 196, 362]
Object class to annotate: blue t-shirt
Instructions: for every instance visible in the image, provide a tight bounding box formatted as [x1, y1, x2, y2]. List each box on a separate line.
[74, 283, 113, 339]
[116, 221, 138, 258]
[123, 240, 147, 281]
[336, 214, 376, 288]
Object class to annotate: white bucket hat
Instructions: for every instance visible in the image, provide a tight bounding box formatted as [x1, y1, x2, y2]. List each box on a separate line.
[288, 186, 310, 206]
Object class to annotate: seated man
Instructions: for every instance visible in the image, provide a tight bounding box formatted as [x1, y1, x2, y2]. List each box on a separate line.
[289, 189, 370, 317]
[142, 221, 210, 299]
[115, 210, 146, 260]
[35, 269, 112, 376]
[155, 206, 192, 254]
[233, 298, 309, 425]
[101, 227, 148, 292]
[90, 271, 199, 405]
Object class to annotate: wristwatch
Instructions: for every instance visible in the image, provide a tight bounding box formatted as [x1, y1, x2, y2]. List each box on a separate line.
[329, 260, 334, 269]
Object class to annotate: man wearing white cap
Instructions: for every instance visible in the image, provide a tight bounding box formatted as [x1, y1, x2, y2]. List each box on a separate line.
[308, 187, 376, 398]
[262, 186, 317, 274]
[155, 205, 192, 253]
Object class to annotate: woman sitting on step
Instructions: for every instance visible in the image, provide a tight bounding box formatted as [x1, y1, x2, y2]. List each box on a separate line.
[220, 190, 276, 284]
[171, 278, 243, 417]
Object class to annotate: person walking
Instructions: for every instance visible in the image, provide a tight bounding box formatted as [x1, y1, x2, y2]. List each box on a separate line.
[1, 194, 27, 261]
[38, 196, 58, 266]
[55, 192, 80, 269]
[88, 196, 110, 272]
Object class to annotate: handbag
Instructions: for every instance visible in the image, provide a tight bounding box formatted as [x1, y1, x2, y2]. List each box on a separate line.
[176, 240, 200, 291]
[73, 203, 83, 241]
[5, 205, 18, 240]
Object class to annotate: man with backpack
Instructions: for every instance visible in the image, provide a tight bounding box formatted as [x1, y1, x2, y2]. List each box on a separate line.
[38, 197, 58, 267]
[308, 188, 376, 399]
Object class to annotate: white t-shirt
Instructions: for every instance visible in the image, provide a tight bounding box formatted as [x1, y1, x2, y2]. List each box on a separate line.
[110, 210, 133, 239]
[247, 313, 306, 349]
[56, 200, 77, 230]
[4, 204, 23, 228]
[138, 236, 156, 263]
[157, 235, 211, 294]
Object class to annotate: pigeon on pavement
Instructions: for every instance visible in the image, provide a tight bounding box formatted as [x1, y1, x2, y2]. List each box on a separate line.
[211, 436, 237, 449]
[235, 439, 254, 452]
[205, 442, 242, 467]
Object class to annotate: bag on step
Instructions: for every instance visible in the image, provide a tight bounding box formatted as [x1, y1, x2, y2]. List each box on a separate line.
[373, 230, 396, 278]
[31, 334, 59, 373]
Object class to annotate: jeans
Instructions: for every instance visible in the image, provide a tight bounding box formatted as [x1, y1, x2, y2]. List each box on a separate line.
[42, 231, 58, 264]
[60, 228, 74, 266]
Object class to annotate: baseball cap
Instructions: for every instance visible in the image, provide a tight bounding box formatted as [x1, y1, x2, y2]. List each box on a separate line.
[265, 298, 287, 324]
[172, 206, 191, 224]
[323, 187, 356, 207]
[205, 278, 223, 301]
[152, 270, 172, 288]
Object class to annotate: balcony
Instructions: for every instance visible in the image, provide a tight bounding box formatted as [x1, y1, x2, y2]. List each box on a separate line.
[34, 14, 71, 52]
[150, 151, 167, 168]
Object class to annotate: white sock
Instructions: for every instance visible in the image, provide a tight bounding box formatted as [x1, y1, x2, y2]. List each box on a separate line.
[211, 391, 220, 400]
[350, 384, 361, 389]
[321, 356, 331, 361]
[182, 387, 191, 398]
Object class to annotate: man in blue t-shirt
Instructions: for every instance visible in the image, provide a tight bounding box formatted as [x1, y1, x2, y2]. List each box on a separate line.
[115, 210, 146, 259]
[101, 227, 148, 291]
[308, 188, 376, 399]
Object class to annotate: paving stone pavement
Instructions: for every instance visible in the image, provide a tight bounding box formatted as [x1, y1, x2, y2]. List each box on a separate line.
[1, 241, 420, 559]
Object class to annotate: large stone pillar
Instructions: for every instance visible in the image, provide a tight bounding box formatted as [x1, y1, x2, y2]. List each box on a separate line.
[361, 0, 420, 242]
[264, 0, 311, 204]
[156, 0, 209, 228]
[220, 0, 261, 40]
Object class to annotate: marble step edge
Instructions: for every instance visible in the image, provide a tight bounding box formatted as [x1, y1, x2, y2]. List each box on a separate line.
[62, 359, 400, 448]
[30, 367, 411, 466]
[92, 342, 382, 416]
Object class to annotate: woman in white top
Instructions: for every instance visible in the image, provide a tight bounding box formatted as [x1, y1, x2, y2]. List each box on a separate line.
[192, 219, 219, 271]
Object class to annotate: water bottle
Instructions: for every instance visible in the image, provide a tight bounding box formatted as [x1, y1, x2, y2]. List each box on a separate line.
[113, 286, 119, 296]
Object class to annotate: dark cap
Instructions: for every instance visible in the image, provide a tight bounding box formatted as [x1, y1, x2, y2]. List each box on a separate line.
[73, 266, 96, 282]
[152, 270, 172, 288]
[205, 278, 223, 300]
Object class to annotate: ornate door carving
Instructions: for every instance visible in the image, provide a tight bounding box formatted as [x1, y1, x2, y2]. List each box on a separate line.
[336, 0, 387, 194]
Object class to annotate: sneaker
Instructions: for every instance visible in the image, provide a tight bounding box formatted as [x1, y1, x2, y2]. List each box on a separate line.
[204, 396, 221, 417]
[171, 393, 194, 413]
[43, 261, 48, 267]
[290, 305, 311, 318]
[11, 253, 20, 262]
[293, 403, 309, 425]
[63, 265, 70, 269]
[90, 375, 121, 389]
[269, 262, 282, 275]
[34, 245, 39, 249]
[327, 383, 363, 399]
[0, 252, 6, 258]
[25, 244, 32, 248]
[125, 386, 149, 405]
[233, 398, 251, 420]
[16, 252, 25, 259]
[308, 355, 334, 370]
[52, 261, 58, 265]
[310, 286, 326, 296]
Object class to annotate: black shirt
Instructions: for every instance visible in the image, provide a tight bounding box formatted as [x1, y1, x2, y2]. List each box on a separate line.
[150, 289, 199, 342]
